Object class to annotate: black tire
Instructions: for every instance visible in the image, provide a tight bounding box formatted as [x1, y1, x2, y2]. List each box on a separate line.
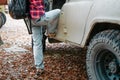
[86, 30, 120, 80]
[0, 12, 6, 28]
[0, 13, 4, 28]
[1, 12, 6, 25]
[0, 36, 3, 46]
[0, 12, 6, 25]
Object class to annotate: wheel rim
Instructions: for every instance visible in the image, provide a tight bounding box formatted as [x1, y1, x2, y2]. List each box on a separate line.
[95, 50, 120, 80]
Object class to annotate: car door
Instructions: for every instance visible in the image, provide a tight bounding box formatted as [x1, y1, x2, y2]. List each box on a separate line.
[56, 0, 93, 45]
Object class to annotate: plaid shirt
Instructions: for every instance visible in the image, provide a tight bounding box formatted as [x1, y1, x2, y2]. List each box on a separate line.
[29, 0, 45, 19]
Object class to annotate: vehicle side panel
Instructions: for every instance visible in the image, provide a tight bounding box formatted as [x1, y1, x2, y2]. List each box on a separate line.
[55, 1, 93, 44]
[81, 0, 120, 47]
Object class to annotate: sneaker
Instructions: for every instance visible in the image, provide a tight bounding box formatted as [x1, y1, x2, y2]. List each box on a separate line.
[47, 33, 56, 38]
[34, 69, 44, 78]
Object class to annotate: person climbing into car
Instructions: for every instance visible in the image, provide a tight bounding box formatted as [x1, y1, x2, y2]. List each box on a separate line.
[29, 0, 61, 77]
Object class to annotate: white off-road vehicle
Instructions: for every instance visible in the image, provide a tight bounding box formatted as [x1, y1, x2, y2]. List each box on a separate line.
[48, 0, 120, 80]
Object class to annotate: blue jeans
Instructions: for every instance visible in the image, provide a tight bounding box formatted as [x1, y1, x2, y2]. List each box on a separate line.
[31, 9, 61, 34]
[32, 9, 61, 69]
[32, 26, 44, 69]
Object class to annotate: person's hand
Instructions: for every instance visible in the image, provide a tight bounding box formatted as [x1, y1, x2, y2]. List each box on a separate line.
[0, 0, 7, 5]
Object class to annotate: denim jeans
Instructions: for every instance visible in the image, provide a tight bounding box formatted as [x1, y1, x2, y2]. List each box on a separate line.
[31, 9, 61, 34]
[31, 9, 61, 69]
[32, 26, 44, 69]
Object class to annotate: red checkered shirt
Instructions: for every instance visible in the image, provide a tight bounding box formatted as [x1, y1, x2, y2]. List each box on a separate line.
[29, 0, 45, 19]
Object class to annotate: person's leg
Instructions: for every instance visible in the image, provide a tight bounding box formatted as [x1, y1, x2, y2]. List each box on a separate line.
[31, 9, 61, 37]
[31, 9, 61, 26]
[42, 26, 47, 52]
[32, 26, 44, 70]
[45, 9, 61, 35]
[45, 9, 61, 22]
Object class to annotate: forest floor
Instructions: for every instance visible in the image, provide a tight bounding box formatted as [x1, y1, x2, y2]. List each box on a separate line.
[0, 14, 87, 80]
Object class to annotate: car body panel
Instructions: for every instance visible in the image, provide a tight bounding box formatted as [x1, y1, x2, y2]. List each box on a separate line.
[55, 0, 93, 44]
[82, 0, 120, 47]
[53, 0, 120, 47]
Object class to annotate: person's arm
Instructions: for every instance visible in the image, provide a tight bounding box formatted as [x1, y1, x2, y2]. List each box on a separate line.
[0, 0, 7, 5]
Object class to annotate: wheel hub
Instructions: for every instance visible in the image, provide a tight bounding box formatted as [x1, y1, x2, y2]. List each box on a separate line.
[108, 61, 118, 74]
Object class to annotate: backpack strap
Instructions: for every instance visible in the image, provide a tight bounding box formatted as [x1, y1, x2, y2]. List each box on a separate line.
[24, 17, 32, 34]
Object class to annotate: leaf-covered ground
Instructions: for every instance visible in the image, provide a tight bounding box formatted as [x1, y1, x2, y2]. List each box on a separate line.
[0, 14, 87, 80]
[0, 43, 87, 80]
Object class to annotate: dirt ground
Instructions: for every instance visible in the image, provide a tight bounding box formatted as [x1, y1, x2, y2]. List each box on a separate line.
[0, 14, 87, 80]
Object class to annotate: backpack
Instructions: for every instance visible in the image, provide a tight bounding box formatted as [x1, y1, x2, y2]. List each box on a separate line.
[8, 0, 50, 34]
[8, 0, 29, 19]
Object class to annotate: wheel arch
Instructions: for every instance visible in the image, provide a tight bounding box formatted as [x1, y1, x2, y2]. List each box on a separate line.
[85, 22, 120, 46]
